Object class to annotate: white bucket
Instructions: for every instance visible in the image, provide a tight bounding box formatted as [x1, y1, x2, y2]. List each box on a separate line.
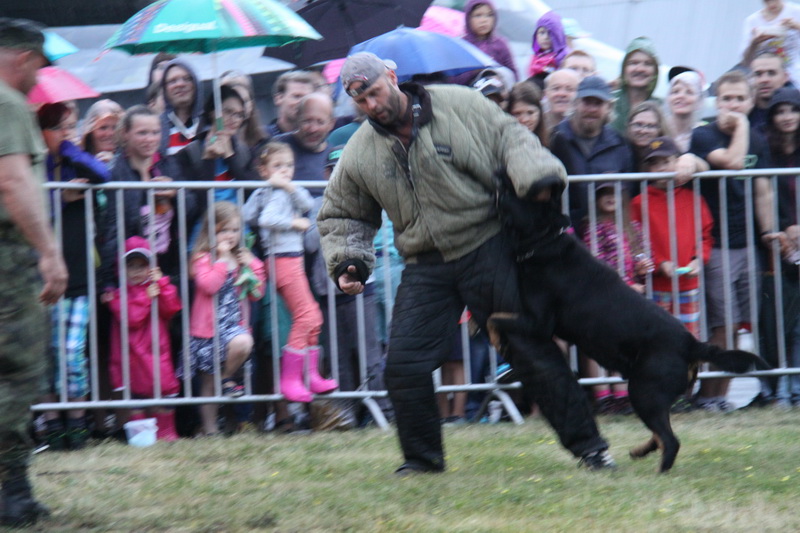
[123, 418, 158, 447]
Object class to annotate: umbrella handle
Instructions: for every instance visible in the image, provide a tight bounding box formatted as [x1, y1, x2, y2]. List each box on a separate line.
[212, 46, 223, 139]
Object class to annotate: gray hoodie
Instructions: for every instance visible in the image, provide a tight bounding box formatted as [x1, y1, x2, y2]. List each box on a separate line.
[242, 184, 314, 256]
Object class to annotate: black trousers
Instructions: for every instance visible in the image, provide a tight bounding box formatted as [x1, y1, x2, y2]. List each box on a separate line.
[385, 233, 607, 471]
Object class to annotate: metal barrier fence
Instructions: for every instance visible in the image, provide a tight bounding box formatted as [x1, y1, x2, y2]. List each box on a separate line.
[31, 169, 800, 429]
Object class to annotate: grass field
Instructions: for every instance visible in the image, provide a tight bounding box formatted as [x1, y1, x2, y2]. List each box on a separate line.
[28, 408, 800, 532]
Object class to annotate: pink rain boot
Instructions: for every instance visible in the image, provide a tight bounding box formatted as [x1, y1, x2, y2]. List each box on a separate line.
[155, 411, 179, 442]
[280, 346, 312, 402]
[307, 346, 338, 394]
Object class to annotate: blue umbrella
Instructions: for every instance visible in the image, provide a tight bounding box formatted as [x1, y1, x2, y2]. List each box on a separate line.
[348, 27, 498, 81]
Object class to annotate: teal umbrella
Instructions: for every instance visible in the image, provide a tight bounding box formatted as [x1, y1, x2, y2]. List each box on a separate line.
[44, 31, 79, 62]
[104, 0, 322, 128]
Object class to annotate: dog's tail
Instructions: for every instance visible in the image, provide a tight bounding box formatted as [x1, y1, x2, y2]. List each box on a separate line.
[690, 343, 771, 373]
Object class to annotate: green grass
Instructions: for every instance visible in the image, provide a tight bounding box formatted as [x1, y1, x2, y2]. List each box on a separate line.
[30, 409, 800, 532]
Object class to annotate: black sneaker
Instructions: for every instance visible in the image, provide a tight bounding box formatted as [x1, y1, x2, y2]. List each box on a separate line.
[43, 419, 67, 452]
[579, 449, 618, 471]
[66, 418, 90, 450]
[394, 462, 445, 477]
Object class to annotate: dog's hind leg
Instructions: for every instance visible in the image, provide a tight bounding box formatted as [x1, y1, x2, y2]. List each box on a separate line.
[629, 435, 659, 459]
[628, 365, 683, 473]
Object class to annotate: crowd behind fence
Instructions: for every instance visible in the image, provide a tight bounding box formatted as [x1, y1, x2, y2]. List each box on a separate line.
[32, 169, 800, 429]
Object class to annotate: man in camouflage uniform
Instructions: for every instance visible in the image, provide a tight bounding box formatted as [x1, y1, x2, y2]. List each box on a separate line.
[0, 18, 68, 527]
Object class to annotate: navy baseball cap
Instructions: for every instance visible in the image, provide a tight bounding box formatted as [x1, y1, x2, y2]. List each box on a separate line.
[576, 75, 612, 101]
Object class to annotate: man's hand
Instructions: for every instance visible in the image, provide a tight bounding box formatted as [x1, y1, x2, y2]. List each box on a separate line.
[38, 250, 68, 305]
[716, 110, 747, 134]
[674, 154, 697, 186]
[338, 264, 364, 295]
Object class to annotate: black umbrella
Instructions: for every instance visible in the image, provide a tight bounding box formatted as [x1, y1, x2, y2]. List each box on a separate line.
[265, 0, 434, 67]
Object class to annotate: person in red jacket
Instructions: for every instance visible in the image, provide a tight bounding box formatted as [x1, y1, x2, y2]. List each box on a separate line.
[630, 137, 715, 340]
[106, 236, 182, 441]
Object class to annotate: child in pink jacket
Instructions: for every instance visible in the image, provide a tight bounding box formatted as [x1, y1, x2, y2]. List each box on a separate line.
[107, 236, 182, 441]
[186, 201, 265, 436]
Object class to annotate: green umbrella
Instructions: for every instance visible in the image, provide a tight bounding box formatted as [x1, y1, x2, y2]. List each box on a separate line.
[104, 0, 321, 53]
[103, 0, 322, 128]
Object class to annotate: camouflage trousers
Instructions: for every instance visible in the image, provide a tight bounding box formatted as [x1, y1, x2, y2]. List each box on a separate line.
[0, 232, 48, 478]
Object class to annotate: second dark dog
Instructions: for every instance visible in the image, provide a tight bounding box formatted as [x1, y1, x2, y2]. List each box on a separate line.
[487, 181, 770, 473]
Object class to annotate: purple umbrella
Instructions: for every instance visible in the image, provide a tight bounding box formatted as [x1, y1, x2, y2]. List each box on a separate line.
[266, 0, 433, 67]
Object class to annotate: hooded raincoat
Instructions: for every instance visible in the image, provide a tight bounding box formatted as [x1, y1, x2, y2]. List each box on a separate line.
[159, 59, 203, 156]
[107, 236, 182, 398]
[452, 0, 517, 85]
[528, 10, 569, 77]
[612, 36, 660, 133]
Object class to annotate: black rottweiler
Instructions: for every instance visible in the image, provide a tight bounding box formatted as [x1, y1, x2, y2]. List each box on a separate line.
[488, 178, 770, 473]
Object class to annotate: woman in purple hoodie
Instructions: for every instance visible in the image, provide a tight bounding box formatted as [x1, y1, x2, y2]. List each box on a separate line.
[453, 0, 518, 85]
[528, 10, 570, 78]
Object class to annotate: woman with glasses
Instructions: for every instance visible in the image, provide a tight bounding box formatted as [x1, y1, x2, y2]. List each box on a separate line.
[626, 101, 669, 170]
[176, 84, 259, 210]
[220, 70, 269, 158]
[627, 101, 708, 180]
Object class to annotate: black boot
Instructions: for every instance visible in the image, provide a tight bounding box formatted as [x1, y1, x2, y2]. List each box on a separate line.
[66, 417, 89, 451]
[43, 418, 67, 452]
[2, 468, 50, 528]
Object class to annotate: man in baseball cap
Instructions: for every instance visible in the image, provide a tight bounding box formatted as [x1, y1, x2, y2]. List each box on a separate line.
[340, 52, 398, 99]
[550, 74, 634, 223]
[321, 35, 616, 476]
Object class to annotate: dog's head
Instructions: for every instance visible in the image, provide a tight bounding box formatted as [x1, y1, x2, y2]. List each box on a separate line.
[494, 171, 571, 257]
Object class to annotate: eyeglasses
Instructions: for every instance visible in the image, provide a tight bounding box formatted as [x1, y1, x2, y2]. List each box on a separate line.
[222, 108, 246, 121]
[630, 122, 659, 131]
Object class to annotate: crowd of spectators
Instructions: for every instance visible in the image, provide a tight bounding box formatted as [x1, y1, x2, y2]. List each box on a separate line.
[31, 0, 800, 451]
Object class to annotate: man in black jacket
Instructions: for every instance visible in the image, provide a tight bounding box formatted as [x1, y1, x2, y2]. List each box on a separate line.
[550, 75, 635, 224]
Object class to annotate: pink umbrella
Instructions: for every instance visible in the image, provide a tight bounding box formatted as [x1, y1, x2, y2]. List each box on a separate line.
[418, 6, 466, 38]
[28, 66, 100, 104]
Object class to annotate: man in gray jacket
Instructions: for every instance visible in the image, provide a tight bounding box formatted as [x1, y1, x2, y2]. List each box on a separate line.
[318, 52, 614, 474]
